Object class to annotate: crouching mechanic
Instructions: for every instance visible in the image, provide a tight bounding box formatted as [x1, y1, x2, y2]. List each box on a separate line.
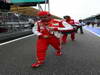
[32, 11, 71, 68]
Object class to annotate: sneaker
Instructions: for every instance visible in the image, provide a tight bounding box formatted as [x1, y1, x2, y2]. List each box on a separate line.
[31, 61, 44, 68]
[56, 51, 62, 56]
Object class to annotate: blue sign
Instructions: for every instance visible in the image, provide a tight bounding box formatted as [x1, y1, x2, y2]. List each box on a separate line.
[9, 0, 45, 3]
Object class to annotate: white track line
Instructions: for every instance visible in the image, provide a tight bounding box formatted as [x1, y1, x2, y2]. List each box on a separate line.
[0, 34, 35, 46]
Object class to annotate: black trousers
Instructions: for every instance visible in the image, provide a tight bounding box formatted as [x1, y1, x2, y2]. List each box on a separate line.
[76, 26, 84, 34]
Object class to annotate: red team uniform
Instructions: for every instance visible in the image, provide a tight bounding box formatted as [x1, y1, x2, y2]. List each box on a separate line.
[32, 11, 73, 67]
[62, 17, 76, 43]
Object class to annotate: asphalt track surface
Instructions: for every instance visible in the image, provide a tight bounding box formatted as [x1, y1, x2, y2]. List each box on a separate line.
[0, 30, 100, 75]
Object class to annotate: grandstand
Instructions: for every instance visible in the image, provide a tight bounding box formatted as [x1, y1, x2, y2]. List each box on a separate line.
[83, 14, 100, 27]
[0, 5, 62, 33]
[0, 11, 37, 33]
[0, 3, 62, 42]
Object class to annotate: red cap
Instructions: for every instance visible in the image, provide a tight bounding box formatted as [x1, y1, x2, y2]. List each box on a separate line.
[37, 11, 51, 16]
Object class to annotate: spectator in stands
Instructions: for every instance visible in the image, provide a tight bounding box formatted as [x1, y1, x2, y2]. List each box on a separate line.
[28, 18, 35, 28]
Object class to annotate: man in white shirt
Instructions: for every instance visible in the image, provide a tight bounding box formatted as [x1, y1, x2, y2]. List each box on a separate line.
[76, 19, 85, 34]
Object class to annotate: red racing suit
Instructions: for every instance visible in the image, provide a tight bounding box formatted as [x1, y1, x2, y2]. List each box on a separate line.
[32, 19, 71, 62]
[61, 19, 75, 43]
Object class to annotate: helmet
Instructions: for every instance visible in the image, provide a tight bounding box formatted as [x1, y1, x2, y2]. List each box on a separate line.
[37, 11, 51, 16]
